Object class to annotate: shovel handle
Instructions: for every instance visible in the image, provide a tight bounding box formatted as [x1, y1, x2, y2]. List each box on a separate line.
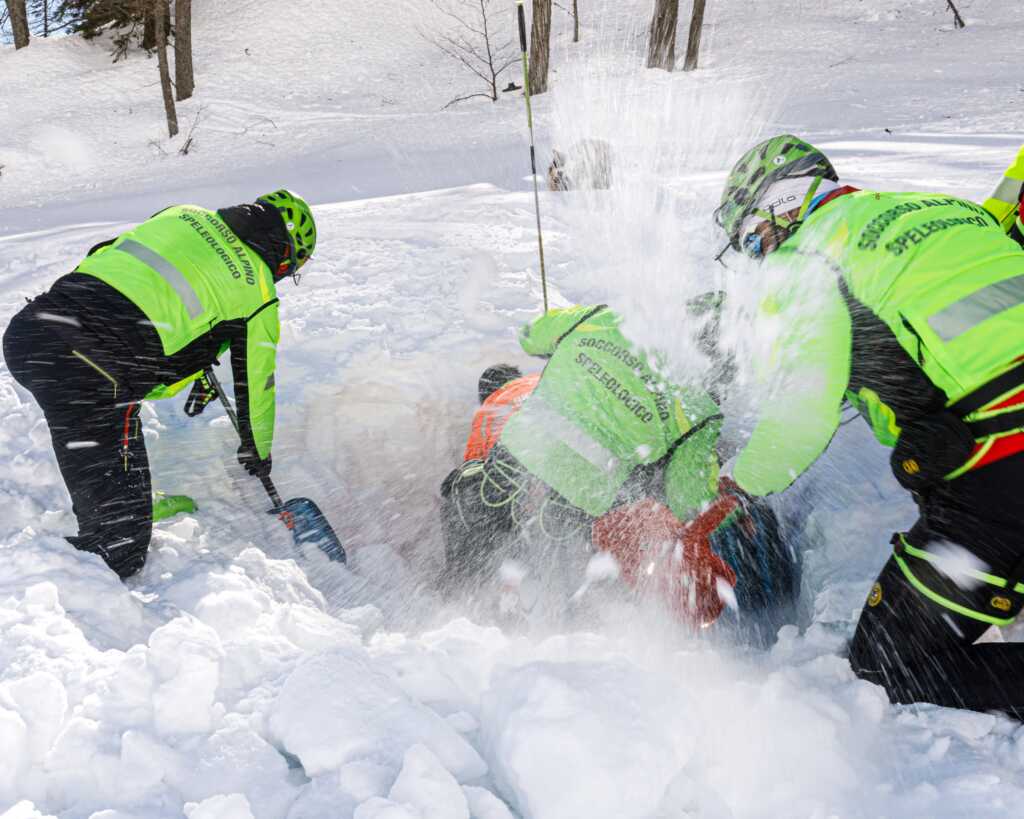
[204, 367, 286, 514]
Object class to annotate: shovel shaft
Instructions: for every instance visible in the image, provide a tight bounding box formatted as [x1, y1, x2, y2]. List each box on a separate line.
[203, 367, 346, 562]
[204, 367, 284, 512]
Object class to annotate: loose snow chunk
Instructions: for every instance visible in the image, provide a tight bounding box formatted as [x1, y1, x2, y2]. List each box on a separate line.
[269, 647, 487, 780]
[353, 798, 420, 819]
[0, 706, 29, 800]
[480, 660, 695, 819]
[0, 802, 56, 819]
[276, 603, 363, 653]
[3, 671, 67, 763]
[147, 616, 224, 736]
[184, 793, 255, 819]
[388, 744, 469, 819]
[339, 760, 396, 803]
[462, 786, 514, 819]
[194, 589, 272, 640]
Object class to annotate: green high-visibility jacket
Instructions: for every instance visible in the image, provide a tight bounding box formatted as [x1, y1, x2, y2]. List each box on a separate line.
[499, 305, 722, 518]
[734, 189, 1024, 495]
[983, 144, 1024, 238]
[75, 205, 279, 458]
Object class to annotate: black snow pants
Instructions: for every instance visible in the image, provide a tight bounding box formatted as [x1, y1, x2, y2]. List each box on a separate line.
[438, 444, 592, 596]
[849, 453, 1024, 718]
[4, 298, 152, 579]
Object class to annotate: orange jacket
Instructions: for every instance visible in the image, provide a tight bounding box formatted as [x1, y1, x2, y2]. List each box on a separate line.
[463, 374, 541, 462]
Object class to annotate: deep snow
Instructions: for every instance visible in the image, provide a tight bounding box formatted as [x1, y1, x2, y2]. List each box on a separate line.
[4, 1, 1024, 817]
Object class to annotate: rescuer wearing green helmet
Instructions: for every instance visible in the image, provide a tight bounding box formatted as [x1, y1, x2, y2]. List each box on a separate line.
[3, 190, 317, 579]
[716, 135, 1024, 716]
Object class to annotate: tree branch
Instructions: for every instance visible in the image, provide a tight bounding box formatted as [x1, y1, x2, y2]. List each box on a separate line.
[442, 92, 495, 109]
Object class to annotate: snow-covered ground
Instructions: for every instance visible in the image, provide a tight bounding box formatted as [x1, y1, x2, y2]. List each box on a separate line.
[4, 1, 1024, 817]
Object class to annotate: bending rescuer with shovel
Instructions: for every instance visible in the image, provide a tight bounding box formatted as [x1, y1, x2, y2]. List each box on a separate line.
[2, 190, 337, 579]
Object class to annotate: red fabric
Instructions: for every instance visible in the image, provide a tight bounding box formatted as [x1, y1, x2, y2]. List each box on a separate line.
[591, 495, 739, 628]
[815, 185, 860, 211]
[965, 382, 1024, 471]
[988, 385, 1024, 412]
[463, 374, 541, 461]
[971, 431, 1024, 470]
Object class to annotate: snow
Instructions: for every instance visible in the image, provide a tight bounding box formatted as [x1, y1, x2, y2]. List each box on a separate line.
[4, 0, 1024, 816]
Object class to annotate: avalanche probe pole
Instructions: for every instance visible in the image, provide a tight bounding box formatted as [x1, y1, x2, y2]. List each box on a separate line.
[516, 0, 549, 312]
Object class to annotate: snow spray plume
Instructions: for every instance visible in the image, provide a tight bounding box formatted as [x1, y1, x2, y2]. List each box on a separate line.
[543, 3, 802, 443]
[517, 0, 549, 312]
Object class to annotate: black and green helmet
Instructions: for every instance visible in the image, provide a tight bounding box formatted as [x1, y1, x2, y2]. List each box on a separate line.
[714, 135, 837, 251]
[258, 189, 317, 276]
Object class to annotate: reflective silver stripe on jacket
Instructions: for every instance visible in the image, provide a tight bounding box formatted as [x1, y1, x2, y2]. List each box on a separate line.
[116, 239, 203, 319]
[927, 275, 1024, 342]
[519, 393, 620, 473]
[990, 176, 1023, 205]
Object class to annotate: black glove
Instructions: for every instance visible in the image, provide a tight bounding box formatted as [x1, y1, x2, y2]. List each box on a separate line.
[237, 445, 272, 478]
[184, 373, 219, 417]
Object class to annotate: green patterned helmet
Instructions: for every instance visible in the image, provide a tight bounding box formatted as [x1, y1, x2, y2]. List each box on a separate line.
[714, 135, 837, 253]
[258, 189, 317, 277]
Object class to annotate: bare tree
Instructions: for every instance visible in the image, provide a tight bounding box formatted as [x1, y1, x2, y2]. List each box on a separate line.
[528, 0, 551, 94]
[421, 0, 518, 107]
[946, 0, 965, 29]
[28, 0, 54, 36]
[682, 0, 706, 71]
[5, 0, 29, 48]
[572, 0, 579, 43]
[153, 0, 178, 137]
[174, 0, 194, 100]
[646, 0, 678, 71]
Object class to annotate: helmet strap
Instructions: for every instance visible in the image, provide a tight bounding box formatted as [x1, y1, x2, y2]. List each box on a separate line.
[796, 175, 825, 222]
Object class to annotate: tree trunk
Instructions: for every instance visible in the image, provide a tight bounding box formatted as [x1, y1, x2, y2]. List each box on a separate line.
[174, 0, 193, 100]
[682, 0, 706, 72]
[646, 0, 678, 71]
[572, 0, 579, 43]
[142, 0, 169, 50]
[41, 0, 49, 36]
[6, 0, 30, 48]
[154, 0, 178, 137]
[528, 0, 551, 95]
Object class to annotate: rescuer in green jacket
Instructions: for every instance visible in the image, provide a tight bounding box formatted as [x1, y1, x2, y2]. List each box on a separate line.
[3, 190, 316, 579]
[715, 135, 1024, 716]
[440, 304, 718, 584]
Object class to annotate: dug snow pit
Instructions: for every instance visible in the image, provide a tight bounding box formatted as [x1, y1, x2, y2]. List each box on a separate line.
[480, 660, 695, 819]
[388, 744, 469, 819]
[269, 647, 487, 780]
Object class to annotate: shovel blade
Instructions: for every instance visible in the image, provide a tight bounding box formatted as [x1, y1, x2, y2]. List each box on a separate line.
[279, 497, 347, 563]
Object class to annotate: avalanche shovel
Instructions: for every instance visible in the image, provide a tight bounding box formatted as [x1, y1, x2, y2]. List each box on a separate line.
[204, 367, 347, 563]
